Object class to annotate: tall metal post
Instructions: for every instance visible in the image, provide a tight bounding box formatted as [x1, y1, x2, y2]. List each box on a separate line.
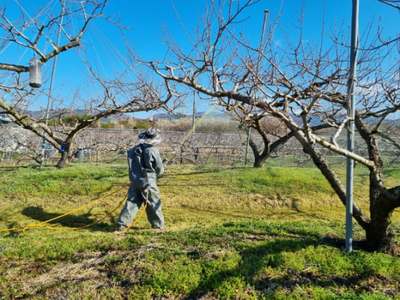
[40, 0, 65, 168]
[346, 0, 359, 252]
[192, 90, 196, 134]
[245, 9, 269, 167]
[260, 9, 269, 50]
[245, 127, 251, 166]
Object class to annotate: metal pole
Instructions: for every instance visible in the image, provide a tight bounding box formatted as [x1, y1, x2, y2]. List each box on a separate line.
[260, 9, 269, 51]
[346, 0, 359, 252]
[245, 127, 251, 166]
[245, 9, 269, 167]
[40, 0, 65, 168]
[192, 91, 196, 134]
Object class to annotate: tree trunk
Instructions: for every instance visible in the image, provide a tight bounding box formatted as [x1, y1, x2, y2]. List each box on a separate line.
[56, 142, 72, 169]
[253, 153, 268, 168]
[248, 139, 267, 168]
[354, 114, 397, 254]
[248, 122, 294, 168]
[285, 127, 375, 239]
[56, 151, 70, 168]
[366, 181, 396, 254]
[366, 203, 395, 254]
[306, 142, 396, 254]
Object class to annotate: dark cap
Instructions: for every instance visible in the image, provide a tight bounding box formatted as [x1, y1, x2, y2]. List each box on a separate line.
[138, 128, 158, 140]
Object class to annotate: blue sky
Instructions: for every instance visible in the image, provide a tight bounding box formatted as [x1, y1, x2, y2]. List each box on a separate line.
[2, 0, 399, 119]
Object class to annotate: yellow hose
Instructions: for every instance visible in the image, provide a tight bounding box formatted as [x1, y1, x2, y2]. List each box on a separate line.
[0, 184, 129, 235]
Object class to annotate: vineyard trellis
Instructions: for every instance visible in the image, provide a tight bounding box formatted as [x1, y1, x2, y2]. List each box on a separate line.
[1, 123, 400, 168]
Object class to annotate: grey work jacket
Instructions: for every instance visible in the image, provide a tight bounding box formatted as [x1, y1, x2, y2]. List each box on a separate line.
[127, 143, 164, 188]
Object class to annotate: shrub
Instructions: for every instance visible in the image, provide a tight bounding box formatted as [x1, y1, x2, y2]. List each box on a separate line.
[100, 122, 114, 129]
[155, 117, 239, 133]
[133, 123, 148, 129]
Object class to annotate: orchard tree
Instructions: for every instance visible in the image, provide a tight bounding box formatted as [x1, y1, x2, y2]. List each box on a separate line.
[240, 113, 294, 168]
[0, 0, 179, 168]
[136, 0, 400, 253]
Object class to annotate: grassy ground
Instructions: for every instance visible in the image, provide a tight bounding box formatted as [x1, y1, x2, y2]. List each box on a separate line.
[0, 163, 399, 299]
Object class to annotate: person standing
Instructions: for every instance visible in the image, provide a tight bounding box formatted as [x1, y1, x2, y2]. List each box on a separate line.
[117, 128, 165, 232]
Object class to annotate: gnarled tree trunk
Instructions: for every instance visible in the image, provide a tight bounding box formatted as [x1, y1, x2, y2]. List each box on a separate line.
[248, 119, 294, 168]
[366, 194, 396, 254]
[56, 141, 72, 169]
[356, 114, 397, 254]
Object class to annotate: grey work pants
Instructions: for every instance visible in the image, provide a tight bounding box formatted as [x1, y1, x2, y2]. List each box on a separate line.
[117, 184, 164, 230]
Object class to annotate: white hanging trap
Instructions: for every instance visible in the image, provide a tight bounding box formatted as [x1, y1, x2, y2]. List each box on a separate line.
[28, 55, 43, 88]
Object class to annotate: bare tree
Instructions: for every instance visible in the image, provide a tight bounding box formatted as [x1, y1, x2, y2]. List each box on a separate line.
[138, 0, 400, 253]
[235, 114, 294, 167]
[137, 0, 299, 168]
[0, 1, 178, 168]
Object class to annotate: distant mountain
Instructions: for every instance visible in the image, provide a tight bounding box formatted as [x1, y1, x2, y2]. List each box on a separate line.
[21, 109, 129, 122]
[153, 113, 181, 120]
[153, 109, 231, 120]
[24, 109, 89, 119]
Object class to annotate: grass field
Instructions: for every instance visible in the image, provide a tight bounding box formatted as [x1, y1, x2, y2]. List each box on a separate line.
[0, 163, 399, 299]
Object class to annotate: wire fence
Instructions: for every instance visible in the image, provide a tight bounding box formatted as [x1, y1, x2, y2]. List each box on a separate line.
[1, 123, 400, 168]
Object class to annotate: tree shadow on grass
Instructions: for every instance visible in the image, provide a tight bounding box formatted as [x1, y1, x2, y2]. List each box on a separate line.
[17, 183, 130, 235]
[20, 206, 118, 234]
[180, 222, 398, 299]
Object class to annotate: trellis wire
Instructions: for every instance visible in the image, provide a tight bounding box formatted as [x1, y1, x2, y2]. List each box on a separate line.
[1, 125, 400, 168]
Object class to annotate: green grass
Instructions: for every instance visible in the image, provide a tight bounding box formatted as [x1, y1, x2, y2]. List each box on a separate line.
[0, 164, 400, 299]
